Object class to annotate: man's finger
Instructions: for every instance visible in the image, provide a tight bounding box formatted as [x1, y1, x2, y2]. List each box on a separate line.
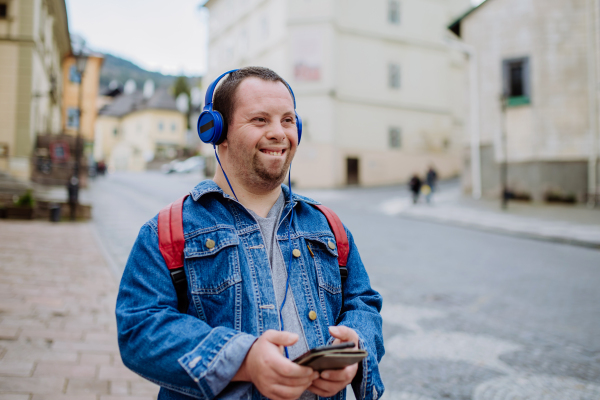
[271, 383, 312, 400]
[329, 326, 359, 347]
[308, 380, 345, 398]
[263, 329, 299, 347]
[268, 356, 316, 379]
[320, 366, 354, 382]
[273, 371, 319, 388]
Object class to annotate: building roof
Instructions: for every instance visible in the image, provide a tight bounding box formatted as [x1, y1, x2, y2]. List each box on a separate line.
[448, 0, 491, 37]
[98, 88, 179, 118]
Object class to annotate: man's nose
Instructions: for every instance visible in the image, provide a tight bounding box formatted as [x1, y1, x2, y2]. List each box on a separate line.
[266, 121, 286, 141]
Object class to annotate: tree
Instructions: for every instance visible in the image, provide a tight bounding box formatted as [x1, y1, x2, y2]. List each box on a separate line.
[173, 75, 191, 129]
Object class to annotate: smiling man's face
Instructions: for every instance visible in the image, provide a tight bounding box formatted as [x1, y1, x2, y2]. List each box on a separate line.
[222, 77, 299, 192]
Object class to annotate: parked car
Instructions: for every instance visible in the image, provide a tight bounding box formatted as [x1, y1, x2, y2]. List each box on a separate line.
[174, 156, 205, 174]
[161, 160, 179, 174]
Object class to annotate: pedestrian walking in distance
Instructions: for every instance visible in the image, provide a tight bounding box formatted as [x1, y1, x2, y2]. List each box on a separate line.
[425, 165, 438, 203]
[116, 67, 385, 400]
[409, 174, 422, 204]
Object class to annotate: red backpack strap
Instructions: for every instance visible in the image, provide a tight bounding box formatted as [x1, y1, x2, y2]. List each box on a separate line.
[312, 204, 349, 281]
[158, 194, 189, 313]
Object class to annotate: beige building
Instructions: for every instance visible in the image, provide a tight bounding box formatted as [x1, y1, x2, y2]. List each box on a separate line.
[95, 88, 187, 171]
[0, 0, 70, 180]
[62, 52, 104, 142]
[203, 0, 471, 188]
[450, 0, 600, 203]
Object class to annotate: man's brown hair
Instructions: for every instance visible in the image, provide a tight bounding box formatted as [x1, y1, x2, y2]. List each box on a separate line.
[212, 66, 294, 143]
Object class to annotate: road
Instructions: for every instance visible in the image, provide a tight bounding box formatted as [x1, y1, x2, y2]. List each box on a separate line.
[90, 172, 600, 400]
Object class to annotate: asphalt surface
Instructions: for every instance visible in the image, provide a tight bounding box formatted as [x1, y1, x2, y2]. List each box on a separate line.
[90, 172, 600, 400]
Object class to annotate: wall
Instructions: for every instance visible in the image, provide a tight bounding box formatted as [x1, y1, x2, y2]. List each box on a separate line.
[461, 0, 590, 162]
[97, 109, 186, 172]
[0, 0, 69, 180]
[62, 55, 103, 141]
[204, 0, 471, 188]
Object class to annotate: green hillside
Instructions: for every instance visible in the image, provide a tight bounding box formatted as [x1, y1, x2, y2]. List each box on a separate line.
[99, 53, 201, 90]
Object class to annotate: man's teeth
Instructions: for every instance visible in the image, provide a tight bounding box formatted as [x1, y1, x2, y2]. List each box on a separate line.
[265, 151, 282, 156]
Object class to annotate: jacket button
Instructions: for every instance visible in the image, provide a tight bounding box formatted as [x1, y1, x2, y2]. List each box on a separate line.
[206, 239, 215, 249]
[328, 241, 335, 249]
[308, 311, 317, 320]
[292, 249, 301, 258]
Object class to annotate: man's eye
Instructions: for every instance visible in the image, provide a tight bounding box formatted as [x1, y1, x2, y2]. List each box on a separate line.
[255, 118, 266, 123]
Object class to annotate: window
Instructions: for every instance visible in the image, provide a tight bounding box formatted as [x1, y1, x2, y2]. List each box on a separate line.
[67, 108, 80, 129]
[502, 57, 530, 106]
[171, 122, 176, 132]
[388, 0, 400, 24]
[389, 127, 401, 148]
[158, 121, 164, 131]
[388, 63, 401, 89]
[113, 128, 118, 136]
[0, 3, 7, 19]
[69, 65, 81, 84]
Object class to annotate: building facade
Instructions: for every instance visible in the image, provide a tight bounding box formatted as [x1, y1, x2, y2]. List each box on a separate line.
[95, 88, 187, 172]
[203, 0, 471, 188]
[0, 0, 70, 180]
[61, 52, 104, 142]
[451, 0, 600, 203]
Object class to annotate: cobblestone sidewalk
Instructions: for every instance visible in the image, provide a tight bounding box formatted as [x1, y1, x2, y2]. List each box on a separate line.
[0, 220, 159, 400]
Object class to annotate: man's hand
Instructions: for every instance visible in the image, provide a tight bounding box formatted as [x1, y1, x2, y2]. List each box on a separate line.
[233, 330, 319, 400]
[308, 326, 360, 398]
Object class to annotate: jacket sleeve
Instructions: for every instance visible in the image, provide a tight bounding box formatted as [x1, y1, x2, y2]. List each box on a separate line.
[116, 221, 256, 399]
[336, 227, 385, 400]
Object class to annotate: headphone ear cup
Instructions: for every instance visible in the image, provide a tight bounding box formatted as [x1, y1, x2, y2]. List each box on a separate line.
[296, 112, 302, 145]
[197, 110, 224, 145]
[214, 111, 227, 145]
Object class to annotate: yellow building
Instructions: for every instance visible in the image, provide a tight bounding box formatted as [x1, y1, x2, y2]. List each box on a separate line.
[0, 0, 70, 180]
[61, 53, 104, 142]
[95, 88, 187, 171]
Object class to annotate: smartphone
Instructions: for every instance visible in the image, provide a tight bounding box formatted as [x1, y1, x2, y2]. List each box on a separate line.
[293, 342, 368, 371]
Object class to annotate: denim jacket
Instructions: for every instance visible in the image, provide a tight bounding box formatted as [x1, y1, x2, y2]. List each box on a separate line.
[116, 181, 385, 400]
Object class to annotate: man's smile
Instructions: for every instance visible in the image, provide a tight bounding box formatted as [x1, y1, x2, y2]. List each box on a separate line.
[259, 148, 286, 157]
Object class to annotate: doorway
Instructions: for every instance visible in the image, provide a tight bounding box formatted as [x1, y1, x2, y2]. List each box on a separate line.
[346, 157, 359, 185]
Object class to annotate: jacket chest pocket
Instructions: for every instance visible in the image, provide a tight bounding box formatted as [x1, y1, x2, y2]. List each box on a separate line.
[306, 236, 342, 295]
[184, 228, 242, 326]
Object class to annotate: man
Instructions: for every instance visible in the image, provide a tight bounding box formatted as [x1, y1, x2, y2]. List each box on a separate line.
[116, 67, 384, 400]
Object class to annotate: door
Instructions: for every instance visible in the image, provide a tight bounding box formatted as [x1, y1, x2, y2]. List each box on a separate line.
[346, 157, 359, 185]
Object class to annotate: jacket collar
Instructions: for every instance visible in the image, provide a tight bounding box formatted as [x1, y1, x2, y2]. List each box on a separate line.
[189, 179, 320, 206]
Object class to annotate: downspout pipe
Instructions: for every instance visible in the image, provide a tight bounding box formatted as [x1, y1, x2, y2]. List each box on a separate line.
[446, 38, 482, 199]
[586, 0, 599, 206]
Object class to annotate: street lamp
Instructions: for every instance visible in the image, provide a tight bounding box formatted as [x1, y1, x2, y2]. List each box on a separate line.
[69, 50, 87, 220]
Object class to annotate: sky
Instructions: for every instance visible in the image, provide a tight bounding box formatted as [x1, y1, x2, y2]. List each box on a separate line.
[65, 0, 209, 76]
[66, 0, 485, 78]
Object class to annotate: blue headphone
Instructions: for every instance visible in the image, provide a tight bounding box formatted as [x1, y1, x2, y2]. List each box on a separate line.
[197, 69, 302, 145]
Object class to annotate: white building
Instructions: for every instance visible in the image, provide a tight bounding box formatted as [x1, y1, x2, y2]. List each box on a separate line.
[450, 0, 600, 203]
[203, 0, 471, 188]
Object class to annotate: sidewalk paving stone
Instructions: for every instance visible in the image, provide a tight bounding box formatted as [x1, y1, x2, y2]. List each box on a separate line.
[0, 221, 158, 399]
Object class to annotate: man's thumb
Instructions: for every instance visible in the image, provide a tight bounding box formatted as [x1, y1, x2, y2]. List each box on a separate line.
[264, 330, 298, 346]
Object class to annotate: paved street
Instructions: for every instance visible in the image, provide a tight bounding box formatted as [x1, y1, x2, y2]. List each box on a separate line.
[88, 172, 600, 399]
[2, 171, 599, 399]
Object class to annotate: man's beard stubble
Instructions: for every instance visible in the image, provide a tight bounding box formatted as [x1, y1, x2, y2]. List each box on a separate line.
[251, 150, 292, 190]
[227, 140, 293, 193]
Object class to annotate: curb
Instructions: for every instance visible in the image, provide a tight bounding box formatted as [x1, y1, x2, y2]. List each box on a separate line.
[398, 213, 600, 250]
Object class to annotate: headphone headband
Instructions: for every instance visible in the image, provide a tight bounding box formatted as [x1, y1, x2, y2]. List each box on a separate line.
[204, 69, 239, 111]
